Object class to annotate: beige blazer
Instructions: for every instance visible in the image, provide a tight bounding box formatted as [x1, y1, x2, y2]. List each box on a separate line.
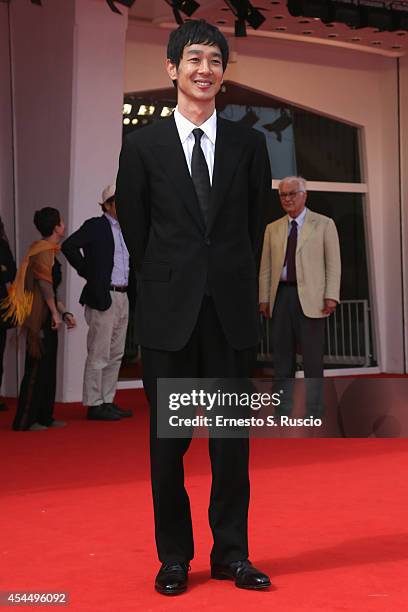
[259, 209, 341, 318]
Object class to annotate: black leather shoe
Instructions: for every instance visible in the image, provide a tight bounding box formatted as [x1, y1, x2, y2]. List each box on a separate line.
[104, 402, 133, 418]
[87, 405, 121, 421]
[211, 560, 271, 590]
[155, 562, 189, 595]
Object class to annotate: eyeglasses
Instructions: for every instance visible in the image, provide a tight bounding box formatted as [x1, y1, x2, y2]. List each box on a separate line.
[279, 190, 305, 199]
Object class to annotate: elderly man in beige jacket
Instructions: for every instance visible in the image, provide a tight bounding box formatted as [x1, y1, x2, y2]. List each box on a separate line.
[259, 176, 341, 415]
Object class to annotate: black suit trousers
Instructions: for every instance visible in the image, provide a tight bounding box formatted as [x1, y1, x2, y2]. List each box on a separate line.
[271, 284, 325, 416]
[142, 297, 255, 565]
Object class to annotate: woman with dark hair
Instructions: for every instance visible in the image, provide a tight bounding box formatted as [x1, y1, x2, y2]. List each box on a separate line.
[1, 207, 76, 430]
[0, 216, 16, 411]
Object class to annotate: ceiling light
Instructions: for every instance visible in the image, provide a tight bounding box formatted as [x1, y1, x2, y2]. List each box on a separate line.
[160, 106, 175, 117]
[138, 105, 155, 116]
[173, 0, 200, 17]
[262, 109, 292, 141]
[357, 5, 401, 31]
[224, 0, 266, 34]
[163, 0, 200, 23]
[105, 0, 137, 14]
[288, 1, 408, 33]
[235, 18, 247, 36]
[138, 105, 156, 116]
[287, 0, 332, 22]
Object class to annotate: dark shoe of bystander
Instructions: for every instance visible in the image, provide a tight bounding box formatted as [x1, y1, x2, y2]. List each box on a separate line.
[87, 405, 121, 421]
[104, 402, 133, 418]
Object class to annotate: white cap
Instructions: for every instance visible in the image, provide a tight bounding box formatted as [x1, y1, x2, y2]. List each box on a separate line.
[99, 184, 115, 205]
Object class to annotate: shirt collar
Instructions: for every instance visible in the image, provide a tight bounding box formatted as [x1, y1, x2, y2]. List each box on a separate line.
[174, 106, 217, 146]
[288, 206, 307, 226]
[104, 212, 119, 227]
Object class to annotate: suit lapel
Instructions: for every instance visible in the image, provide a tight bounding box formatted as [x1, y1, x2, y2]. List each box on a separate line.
[101, 215, 115, 259]
[152, 117, 206, 233]
[152, 116, 244, 235]
[207, 118, 245, 234]
[297, 209, 317, 253]
[277, 217, 288, 260]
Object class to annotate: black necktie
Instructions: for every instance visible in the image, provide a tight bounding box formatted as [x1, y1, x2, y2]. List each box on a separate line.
[285, 220, 298, 283]
[191, 128, 211, 227]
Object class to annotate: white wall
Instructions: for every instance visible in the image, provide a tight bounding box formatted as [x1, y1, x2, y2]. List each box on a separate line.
[9, 0, 76, 399]
[0, 6, 14, 239]
[0, 5, 18, 395]
[7, 0, 127, 402]
[400, 54, 408, 372]
[63, 0, 127, 401]
[125, 22, 404, 372]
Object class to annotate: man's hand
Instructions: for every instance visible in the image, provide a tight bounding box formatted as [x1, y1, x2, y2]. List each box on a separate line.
[63, 313, 77, 329]
[259, 302, 270, 319]
[322, 299, 337, 315]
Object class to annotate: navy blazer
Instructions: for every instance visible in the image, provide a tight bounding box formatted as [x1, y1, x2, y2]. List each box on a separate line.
[61, 216, 115, 311]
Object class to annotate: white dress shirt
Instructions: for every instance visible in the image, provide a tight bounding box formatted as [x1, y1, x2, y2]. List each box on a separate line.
[104, 213, 130, 286]
[173, 106, 217, 184]
[280, 206, 308, 281]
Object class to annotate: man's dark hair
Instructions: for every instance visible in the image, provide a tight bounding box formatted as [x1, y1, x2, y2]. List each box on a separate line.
[33, 207, 61, 238]
[167, 19, 229, 71]
[101, 195, 115, 213]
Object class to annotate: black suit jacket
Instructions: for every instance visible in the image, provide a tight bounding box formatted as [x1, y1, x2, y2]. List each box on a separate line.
[61, 215, 116, 311]
[116, 115, 271, 351]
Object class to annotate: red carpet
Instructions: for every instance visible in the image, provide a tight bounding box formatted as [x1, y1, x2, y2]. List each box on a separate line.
[1, 389, 408, 610]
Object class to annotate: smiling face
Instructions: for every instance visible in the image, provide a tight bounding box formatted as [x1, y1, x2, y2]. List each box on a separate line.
[166, 43, 224, 109]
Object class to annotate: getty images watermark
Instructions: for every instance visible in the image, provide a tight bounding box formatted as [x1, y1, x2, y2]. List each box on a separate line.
[157, 379, 324, 438]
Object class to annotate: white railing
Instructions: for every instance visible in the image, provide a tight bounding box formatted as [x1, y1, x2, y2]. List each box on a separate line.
[125, 300, 372, 368]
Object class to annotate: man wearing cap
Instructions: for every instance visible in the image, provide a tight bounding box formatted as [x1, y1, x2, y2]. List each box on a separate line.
[61, 184, 133, 421]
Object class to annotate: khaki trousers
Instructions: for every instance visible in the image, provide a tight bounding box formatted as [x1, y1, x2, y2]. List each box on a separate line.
[83, 292, 129, 407]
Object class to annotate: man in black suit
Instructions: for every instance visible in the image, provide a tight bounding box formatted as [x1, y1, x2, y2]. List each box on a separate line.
[62, 185, 132, 421]
[116, 20, 271, 595]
